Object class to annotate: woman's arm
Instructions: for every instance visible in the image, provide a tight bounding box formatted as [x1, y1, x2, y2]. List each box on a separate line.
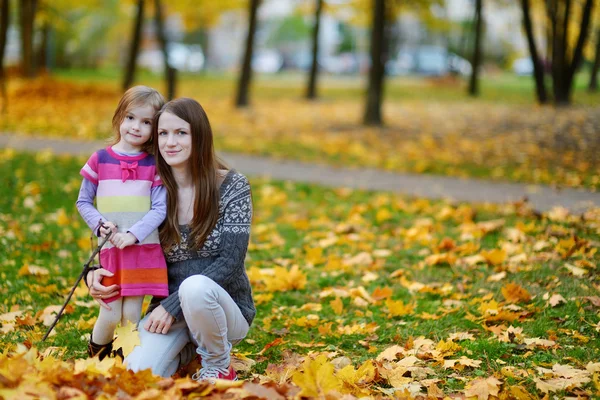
[158, 175, 253, 320]
[197, 176, 252, 287]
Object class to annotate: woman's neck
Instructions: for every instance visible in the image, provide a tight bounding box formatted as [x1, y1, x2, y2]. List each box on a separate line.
[171, 166, 193, 189]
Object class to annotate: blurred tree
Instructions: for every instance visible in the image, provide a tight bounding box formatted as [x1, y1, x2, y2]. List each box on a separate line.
[167, 0, 244, 68]
[307, 0, 323, 100]
[588, 27, 600, 91]
[546, 0, 595, 105]
[154, 0, 175, 100]
[19, 0, 37, 78]
[39, 0, 116, 69]
[520, 0, 548, 103]
[468, 0, 483, 97]
[235, 0, 259, 108]
[123, 0, 145, 91]
[0, 0, 8, 112]
[364, 0, 386, 126]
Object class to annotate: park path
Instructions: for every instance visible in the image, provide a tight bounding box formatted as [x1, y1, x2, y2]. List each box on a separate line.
[1, 133, 599, 213]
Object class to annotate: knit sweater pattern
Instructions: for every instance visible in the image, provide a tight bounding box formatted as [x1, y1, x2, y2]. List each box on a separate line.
[151, 170, 256, 326]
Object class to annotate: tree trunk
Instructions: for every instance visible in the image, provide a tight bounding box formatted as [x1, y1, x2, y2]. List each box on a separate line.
[123, 0, 145, 91]
[520, 0, 548, 103]
[589, 28, 600, 91]
[235, 0, 259, 108]
[36, 21, 49, 74]
[0, 0, 9, 113]
[468, 0, 483, 96]
[549, 0, 594, 105]
[19, 0, 37, 78]
[363, 0, 386, 126]
[154, 0, 175, 100]
[306, 0, 323, 100]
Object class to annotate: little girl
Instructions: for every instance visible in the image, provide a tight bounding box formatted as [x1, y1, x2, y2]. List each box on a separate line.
[76, 85, 169, 359]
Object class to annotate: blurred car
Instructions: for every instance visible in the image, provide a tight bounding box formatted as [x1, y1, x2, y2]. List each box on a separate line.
[138, 43, 205, 73]
[387, 46, 472, 77]
[512, 57, 534, 75]
[414, 46, 449, 76]
[386, 51, 415, 75]
[252, 50, 284, 73]
[447, 53, 472, 76]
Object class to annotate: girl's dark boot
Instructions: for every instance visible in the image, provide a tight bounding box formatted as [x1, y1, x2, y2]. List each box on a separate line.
[87, 337, 114, 360]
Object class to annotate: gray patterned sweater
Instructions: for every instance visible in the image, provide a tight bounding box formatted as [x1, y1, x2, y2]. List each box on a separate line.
[148, 170, 255, 326]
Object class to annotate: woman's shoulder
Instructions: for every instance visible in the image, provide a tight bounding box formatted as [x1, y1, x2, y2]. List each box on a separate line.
[220, 170, 251, 204]
[221, 170, 250, 191]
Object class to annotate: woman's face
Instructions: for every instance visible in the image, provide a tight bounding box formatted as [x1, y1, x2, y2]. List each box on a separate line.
[157, 111, 192, 169]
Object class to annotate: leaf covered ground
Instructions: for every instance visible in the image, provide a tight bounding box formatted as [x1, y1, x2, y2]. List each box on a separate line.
[1, 77, 599, 190]
[1, 149, 599, 399]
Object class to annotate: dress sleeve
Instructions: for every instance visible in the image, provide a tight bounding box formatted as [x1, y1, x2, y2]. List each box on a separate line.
[80, 152, 99, 185]
[127, 185, 167, 242]
[76, 178, 105, 235]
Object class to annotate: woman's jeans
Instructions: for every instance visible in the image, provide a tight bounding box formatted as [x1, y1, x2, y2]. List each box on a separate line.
[125, 275, 249, 377]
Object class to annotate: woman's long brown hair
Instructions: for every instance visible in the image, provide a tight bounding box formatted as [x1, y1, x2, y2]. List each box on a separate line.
[153, 98, 227, 251]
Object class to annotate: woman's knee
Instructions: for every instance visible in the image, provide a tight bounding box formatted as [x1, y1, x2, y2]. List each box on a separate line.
[179, 275, 218, 306]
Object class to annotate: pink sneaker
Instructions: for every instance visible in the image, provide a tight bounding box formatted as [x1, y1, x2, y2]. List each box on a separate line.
[192, 365, 237, 384]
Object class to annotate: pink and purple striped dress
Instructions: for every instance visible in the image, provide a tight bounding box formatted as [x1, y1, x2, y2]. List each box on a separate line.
[80, 147, 169, 302]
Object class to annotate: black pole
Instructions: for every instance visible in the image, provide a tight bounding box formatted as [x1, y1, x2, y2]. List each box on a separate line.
[42, 232, 113, 342]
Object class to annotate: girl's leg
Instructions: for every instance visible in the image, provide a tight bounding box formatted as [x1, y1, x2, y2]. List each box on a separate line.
[92, 298, 123, 344]
[178, 275, 249, 370]
[121, 296, 144, 325]
[126, 315, 191, 377]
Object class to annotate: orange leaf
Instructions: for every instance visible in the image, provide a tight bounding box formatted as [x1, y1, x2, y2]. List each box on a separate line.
[501, 283, 531, 303]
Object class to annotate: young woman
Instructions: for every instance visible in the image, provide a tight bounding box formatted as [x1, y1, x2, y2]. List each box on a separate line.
[87, 97, 255, 382]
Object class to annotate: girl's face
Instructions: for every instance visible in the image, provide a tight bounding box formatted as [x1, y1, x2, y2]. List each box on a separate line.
[157, 111, 192, 169]
[119, 104, 155, 152]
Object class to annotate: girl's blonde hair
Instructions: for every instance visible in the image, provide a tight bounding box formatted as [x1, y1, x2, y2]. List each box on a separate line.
[110, 86, 165, 154]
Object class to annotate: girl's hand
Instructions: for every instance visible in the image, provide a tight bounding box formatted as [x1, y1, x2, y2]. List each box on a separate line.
[100, 221, 117, 238]
[144, 305, 175, 334]
[87, 268, 120, 310]
[111, 232, 137, 249]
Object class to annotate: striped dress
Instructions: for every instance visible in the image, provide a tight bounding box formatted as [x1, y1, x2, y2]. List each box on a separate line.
[80, 147, 169, 302]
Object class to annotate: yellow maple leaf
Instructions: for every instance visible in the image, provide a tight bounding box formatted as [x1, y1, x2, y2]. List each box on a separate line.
[501, 283, 531, 303]
[292, 354, 343, 398]
[55, 208, 70, 226]
[376, 208, 393, 223]
[386, 299, 414, 317]
[337, 360, 377, 396]
[435, 339, 462, 358]
[464, 376, 502, 400]
[113, 321, 140, 357]
[74, 356, 119, 376]
[18, 264, 49, 277]
[425, 252, 457, 266]
[372, 286, 393, 301]
[330, 297, 344, 315]
[479, 248, 507, 266]
[263, 265, 307, 292]
[253, 293, 273, 305]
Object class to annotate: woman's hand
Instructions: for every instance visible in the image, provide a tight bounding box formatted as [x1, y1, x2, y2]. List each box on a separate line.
[144, 305, 175, 334]
[111, 232, 137, 249]
[87, 268, 120, 310]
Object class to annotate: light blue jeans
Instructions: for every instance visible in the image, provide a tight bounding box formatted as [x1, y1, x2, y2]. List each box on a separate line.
[125, 275, 249, 377]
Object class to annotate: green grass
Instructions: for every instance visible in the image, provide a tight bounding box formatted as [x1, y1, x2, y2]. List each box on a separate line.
[1, 149, 599, 396]
[52, 67, 599, 106]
